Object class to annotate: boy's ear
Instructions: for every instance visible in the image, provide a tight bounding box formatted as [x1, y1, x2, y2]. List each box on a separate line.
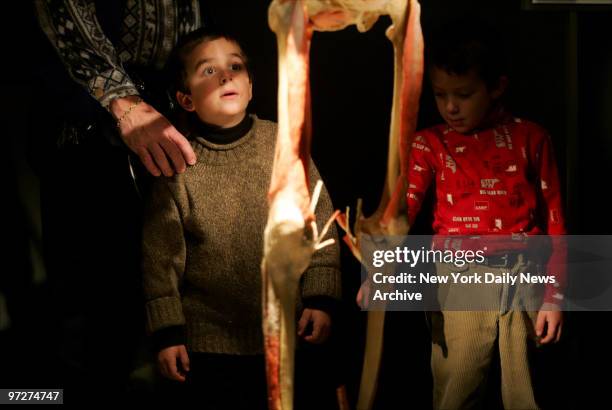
[176, 90, 196, 112]
[491, 75, 509, 100]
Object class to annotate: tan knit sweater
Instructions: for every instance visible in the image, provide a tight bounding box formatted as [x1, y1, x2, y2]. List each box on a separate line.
[142, 115, 342, 354]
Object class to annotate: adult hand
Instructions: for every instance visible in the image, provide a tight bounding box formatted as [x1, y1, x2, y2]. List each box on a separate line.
[111, 96, 197, 177]
[297, 308, 331, 344]
[157, 345, 190, 382]
[535, 303, 563, 344]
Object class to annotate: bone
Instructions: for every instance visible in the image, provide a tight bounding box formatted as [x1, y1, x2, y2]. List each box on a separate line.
[263, 1, 423, 409]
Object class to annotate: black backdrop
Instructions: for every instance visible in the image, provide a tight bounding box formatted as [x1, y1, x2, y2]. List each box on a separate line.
[3, 0, 612, 408]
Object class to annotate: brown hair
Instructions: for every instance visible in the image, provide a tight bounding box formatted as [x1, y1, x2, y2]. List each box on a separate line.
[165, 26, 252, 94]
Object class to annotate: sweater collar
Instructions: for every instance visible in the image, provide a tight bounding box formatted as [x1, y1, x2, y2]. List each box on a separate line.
[190, 114, 261, 164]
[192, 113, 254, 145]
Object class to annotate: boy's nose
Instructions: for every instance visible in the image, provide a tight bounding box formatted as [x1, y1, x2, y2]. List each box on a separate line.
[220, 70, 233, 84]
[446, 99, 459, 114]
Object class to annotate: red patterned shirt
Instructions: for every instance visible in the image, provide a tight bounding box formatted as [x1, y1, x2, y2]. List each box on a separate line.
[407, 114, 566, 303]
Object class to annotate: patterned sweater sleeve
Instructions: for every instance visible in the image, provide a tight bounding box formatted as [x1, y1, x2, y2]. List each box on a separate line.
[34, 0, 139, 109]
[406, 131, 437, 226]
[532, 127, 567, 304]
[142, 176, 187, 335]
[300, 159, 342, 302]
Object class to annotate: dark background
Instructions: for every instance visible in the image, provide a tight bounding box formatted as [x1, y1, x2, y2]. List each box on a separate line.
[2, 0, 612, 408]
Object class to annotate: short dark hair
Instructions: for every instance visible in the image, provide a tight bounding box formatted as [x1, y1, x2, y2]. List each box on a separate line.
[165, 26, 252, 94]
[427, 19, 507, 88]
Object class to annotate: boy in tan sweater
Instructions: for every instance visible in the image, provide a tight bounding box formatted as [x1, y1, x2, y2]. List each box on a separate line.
[142, 27, 341, 408]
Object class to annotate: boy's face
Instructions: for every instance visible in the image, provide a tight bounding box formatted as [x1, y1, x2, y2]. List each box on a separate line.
[177, 38, 252, 128]
[430, 67, 505, 134]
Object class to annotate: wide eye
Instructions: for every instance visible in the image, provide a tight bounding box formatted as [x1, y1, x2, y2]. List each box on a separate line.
[203, 66, 216, 76]
[230, 62, 244, 71]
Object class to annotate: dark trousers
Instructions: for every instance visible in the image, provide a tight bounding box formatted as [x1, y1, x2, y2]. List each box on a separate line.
[159, 353, 268, 409]
[39, 140, 145, 402]
[158, 346, 340, 410]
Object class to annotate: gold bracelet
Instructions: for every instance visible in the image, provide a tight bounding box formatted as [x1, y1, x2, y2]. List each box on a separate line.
[116, 97, 143, 127]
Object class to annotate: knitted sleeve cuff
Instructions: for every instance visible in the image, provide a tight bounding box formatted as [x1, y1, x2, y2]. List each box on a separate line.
[151, 325, 187, 352]
[301, 267, 342, 301]
[145, 296, 185, 334]
[98, 84, 141, 110]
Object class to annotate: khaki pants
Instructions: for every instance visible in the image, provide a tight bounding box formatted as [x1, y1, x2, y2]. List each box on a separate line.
[431, 260, 541, 410]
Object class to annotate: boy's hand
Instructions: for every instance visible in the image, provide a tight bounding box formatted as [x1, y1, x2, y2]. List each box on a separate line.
[360, 212, 386, 236]
[356, 280, 372, 309]
[111, 96, 197, 177]
[157, 344, 190, 382]
[535, 303, 563, 344]
[297, 308, 331, 344]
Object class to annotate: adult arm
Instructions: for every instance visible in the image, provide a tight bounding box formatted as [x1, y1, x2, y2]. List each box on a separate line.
[34, 0, 196, 175]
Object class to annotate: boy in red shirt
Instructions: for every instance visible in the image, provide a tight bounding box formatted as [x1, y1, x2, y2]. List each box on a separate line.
[409, 21, 565, 409]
